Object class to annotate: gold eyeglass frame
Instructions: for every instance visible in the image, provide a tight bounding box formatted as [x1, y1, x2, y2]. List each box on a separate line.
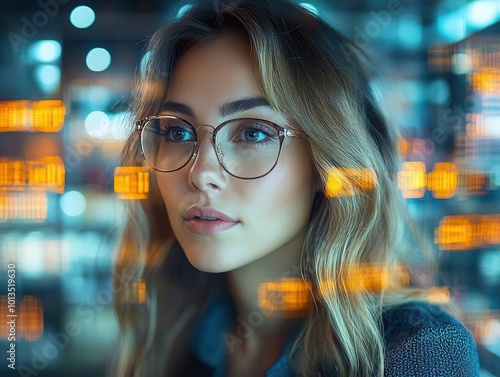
[135, 115, 305, 179]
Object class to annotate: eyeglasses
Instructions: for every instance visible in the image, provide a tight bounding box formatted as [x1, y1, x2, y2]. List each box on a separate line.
[135, 115, 304, 179]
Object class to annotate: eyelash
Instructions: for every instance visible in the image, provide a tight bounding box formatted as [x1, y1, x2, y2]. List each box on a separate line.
[233, 124, 277, 144]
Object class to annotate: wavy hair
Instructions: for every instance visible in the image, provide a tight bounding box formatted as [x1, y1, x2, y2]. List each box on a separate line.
[110, 1, 435, 376]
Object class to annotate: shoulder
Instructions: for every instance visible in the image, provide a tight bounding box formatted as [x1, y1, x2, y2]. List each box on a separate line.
[382, 302, 479, 377]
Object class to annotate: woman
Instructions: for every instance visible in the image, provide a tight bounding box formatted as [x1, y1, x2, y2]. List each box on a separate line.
[111, 0, 479, 375]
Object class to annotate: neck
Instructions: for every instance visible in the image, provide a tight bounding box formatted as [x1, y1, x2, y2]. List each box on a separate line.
[225, 230, 309, 340]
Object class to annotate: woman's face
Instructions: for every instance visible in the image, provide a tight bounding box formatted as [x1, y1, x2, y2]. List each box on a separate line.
[155, 33, 317, 273]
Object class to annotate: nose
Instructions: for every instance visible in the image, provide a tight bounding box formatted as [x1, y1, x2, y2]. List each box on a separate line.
[187, 127, 228, 193]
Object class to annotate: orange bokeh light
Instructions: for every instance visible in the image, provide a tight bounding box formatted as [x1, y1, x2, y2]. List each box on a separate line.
[435, 215, 500, 250]
[258, 278, 312, 315]
[0, 157, 65, 193]
[0, 295, 44, 341]
[397, 162, 427, 198]
[114, 166, 150, 200]
[0, 100, 65, 132]
[325, 168, 376, 197]
[427, 162, 458, 199]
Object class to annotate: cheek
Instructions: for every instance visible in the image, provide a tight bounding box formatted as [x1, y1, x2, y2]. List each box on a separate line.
[276, 149, 316, 196]
[279, 157, 317, 222]
[155, 173, 186, 217]
[240, 156, 316, 221]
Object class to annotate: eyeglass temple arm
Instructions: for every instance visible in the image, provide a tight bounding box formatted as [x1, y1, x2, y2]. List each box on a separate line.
[284, 129, 305, 138]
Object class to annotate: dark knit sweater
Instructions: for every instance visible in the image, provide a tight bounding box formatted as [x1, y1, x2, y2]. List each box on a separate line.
[187, 301, 479, 376]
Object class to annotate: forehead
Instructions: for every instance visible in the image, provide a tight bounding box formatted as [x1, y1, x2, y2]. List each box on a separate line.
[165, 33, 263, 113]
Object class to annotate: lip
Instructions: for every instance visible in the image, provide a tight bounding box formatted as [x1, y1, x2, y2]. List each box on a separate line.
[183, 206, 239, 235]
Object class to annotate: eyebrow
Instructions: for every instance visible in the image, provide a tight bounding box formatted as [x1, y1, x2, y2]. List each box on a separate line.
[161, 102, 195, 118]
[161, 97, 271, 118]
[218, 97, 270, 117]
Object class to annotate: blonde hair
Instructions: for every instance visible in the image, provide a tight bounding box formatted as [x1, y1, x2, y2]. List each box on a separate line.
[110, 1, 436, 375]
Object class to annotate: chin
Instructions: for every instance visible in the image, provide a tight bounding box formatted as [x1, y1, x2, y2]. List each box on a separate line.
[182, 247, 252, 274]
[192, 264, 231, 273]
[183, 250, 236, 273]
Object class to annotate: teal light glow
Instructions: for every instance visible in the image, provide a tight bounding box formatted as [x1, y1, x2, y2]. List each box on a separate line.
[70, 6, 95, 29]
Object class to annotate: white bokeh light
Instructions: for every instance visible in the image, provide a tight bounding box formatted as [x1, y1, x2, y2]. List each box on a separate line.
[85, 111, 111, 138]
[451, 53, 473, 75]
[70, 6, 96, 29]
[86, 48, 111, 72]
[485, 116, 500, 137]
[35, 65, 61, 93]
[60, 191, 87, 217]
[29, 40, 61, 63]
[467, 1, 499, 29]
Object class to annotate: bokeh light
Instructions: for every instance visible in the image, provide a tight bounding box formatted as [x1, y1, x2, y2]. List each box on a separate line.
[34, 65, 61, 94]
[85, 111, 110, 138]
[398, 14, 422, 49]
[70, 6, 96, 29]
[466, 1, 499, 29]
[60, 191, 87, 217]
[29, 40, 61, 63]
[86, 48, 111, 72]
[114, 166, 150, 200]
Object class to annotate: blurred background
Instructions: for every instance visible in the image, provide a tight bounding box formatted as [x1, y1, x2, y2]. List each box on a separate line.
[0, 0, 499, 375]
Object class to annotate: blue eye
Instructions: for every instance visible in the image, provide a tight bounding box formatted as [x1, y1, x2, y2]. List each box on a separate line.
[224, 120, 278, 146]
[154, 118, 195, 142]
[243, 129, 268, 142]
[168, 127, 192, 141]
